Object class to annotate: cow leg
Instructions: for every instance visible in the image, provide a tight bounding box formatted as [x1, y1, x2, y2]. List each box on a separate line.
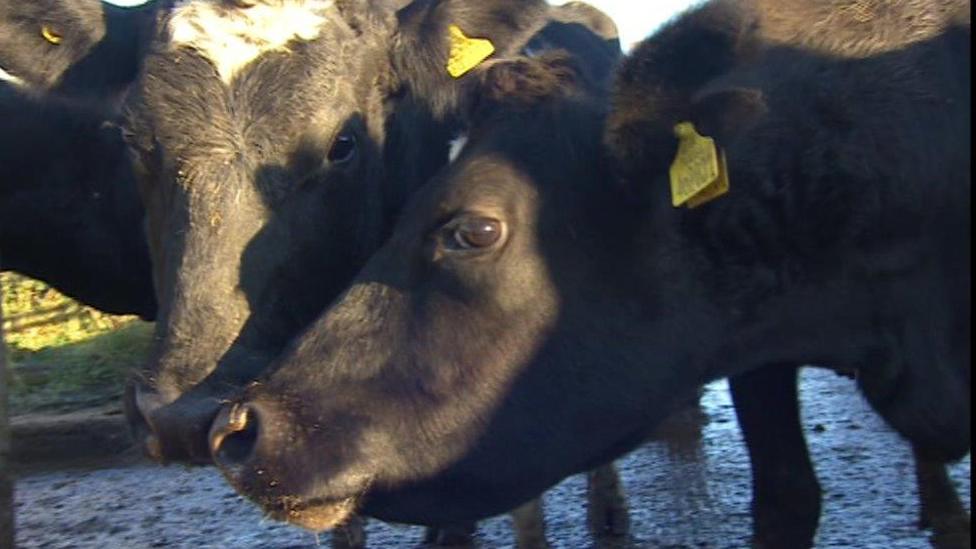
[331, 514, 366, 549]
[913, 446, 971, 549]
[730, 365, 821, 549]
[654, 387, 708, 458]
[422, 523, 477, 547]
[586, 463, 630, 540]
[511, 497, 551, 549]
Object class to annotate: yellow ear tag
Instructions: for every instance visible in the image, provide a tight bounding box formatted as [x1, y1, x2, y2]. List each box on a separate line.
[669, 121, 730, 208]
[446, 24, 495, 78]
[41, 25, 63, 45]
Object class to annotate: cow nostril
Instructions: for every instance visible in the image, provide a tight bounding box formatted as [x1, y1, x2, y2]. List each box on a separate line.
[210, 404, 259, 466]
[219, 418, 258, 464]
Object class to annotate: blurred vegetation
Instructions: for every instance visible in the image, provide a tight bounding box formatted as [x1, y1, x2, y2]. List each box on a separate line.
[1, 272, 153, 414]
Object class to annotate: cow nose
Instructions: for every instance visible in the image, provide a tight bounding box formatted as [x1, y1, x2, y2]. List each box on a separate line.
[210, 402, 260, 467]
[129, 384, 168, 461]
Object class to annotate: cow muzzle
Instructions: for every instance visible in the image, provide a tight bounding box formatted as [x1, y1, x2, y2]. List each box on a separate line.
[209, 400, 362, 531]
[127, 382, 224, 464]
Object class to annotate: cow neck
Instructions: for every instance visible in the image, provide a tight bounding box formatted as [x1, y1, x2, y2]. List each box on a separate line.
[634, 195, 880, 383]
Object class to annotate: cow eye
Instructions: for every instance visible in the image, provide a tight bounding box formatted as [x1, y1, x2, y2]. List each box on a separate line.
[327, 133, 357, 164]
[452, 216, 503, 250]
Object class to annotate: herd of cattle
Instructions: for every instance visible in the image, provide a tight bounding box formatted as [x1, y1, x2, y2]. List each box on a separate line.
[0, 0, 969, 548]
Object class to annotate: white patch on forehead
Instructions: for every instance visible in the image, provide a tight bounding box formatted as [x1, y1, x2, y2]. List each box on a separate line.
[448, 134, 469, 164]
[169, 0, 333, 84]
[0, 65, 26, 88]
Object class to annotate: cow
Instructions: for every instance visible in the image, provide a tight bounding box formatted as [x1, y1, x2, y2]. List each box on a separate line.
[0, 0, 160, 319]
[119, 0, 628, 546]
[0, 89, 156, 319]
[0, 0, 159, 108]
[205, 1, 971, 548]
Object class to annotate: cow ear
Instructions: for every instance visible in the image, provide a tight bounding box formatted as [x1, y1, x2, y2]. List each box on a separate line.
[464, 52, 583, 122]
[379, 0, 413, 10]
[689, 86, 766, 146]
[526, 2, 621, 89]
[546, 1, 619, 44]
[335, 0, 397, 36]
[390, 0, 550, 117]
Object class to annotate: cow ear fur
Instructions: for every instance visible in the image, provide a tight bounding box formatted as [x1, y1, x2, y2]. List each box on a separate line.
[689, 86, 766, 146]
[335, 0, 397, 36]
[390, 0, 550, 118]
[464, 52, 584, 123]
[547, 1, 619, 44]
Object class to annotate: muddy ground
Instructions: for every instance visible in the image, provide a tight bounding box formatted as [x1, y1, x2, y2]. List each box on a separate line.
[12, 369, 971, 548]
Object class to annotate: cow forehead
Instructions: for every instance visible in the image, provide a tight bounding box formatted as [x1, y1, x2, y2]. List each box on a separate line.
[169, 0, 335, 84]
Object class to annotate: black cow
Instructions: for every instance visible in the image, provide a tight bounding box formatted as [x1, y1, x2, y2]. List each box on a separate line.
[206, 2, 970, 548]
[120, 0, 625, 546]
[0, 0, 159, 319]
[0, 90, 156, 319]
[0, 0, 159, 107]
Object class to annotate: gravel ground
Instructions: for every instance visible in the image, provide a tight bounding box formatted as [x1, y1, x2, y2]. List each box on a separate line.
[14, 368, 971, 548]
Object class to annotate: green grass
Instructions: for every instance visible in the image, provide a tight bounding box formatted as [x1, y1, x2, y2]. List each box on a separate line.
[1, 273, 154, 414]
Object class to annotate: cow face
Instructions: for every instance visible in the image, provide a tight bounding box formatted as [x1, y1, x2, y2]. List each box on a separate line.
[123, 0, 400, 461]
[124, 0, 621, 464]
[206, 53, 674, 528]
[0, 0, 158, 104]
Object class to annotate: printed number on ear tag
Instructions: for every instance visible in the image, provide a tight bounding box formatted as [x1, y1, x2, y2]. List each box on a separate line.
[41, 25, 63, 45]
[669, 121, 730, 208]
[446, 24, 495, 78]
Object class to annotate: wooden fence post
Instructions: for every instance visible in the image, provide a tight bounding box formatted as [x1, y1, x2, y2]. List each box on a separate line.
[0, 268, 13, 549]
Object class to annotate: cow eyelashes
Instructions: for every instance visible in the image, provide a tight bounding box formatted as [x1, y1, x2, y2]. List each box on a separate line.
[327, 132, 357, 165]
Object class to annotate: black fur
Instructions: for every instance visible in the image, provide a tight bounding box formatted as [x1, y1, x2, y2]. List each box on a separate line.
[0, 0, 159, 318]
[0, 89, 155, 318]
[0, 0, 160, 106]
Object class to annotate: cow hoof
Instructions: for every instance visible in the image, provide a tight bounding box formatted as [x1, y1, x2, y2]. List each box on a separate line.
[423, 523, 477, 547]
[331, 515, 366, 549]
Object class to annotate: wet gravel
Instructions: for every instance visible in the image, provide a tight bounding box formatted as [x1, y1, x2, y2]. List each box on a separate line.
[14, 368, 971, 548]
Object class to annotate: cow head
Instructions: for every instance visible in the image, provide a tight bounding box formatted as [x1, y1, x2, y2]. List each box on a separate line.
[204, 51, 668, 529]
[0, 0, 159, 106]
[123, 0, 621, 463]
